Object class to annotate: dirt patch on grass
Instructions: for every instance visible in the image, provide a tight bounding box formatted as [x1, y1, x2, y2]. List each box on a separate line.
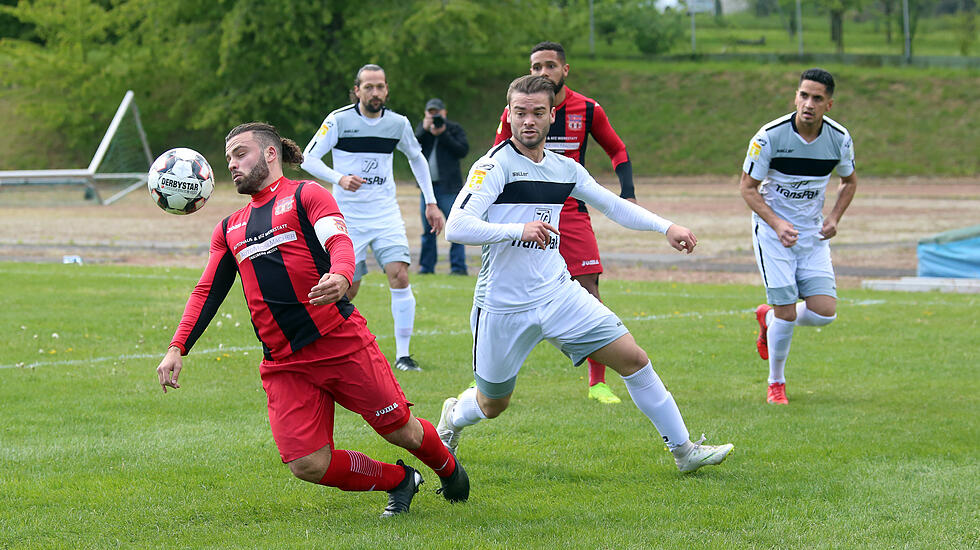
[2, 176, 977, 287]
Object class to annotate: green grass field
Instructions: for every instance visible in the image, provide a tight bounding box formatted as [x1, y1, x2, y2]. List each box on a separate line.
[587, 11, 976, 58]
[0, 263, 976, 548]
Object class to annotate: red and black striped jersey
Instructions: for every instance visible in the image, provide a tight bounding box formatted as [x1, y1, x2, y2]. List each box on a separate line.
[170, 177, 361, 360]
[494, 87, 634, 199]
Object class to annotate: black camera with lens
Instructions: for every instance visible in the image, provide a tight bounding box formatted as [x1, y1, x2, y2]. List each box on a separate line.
[431, 115, 445, 128]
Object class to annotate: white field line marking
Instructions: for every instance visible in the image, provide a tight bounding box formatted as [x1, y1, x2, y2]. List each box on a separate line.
[0, 345, 259, 370]
[0, 297, 911, 371]
[0, 267, 200, 282]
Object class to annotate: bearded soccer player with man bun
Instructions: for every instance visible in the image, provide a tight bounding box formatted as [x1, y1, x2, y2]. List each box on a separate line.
[155, 122, 467, 517]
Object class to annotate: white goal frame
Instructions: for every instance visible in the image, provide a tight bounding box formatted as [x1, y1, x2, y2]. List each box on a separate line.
[0, 90, 153, 205]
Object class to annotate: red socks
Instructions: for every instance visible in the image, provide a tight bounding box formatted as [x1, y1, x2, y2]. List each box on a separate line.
[588, 358, 606, 386]
[318, 449, 404, 491]
[409, 418, 456, 478]
[316, 419, 455, 491]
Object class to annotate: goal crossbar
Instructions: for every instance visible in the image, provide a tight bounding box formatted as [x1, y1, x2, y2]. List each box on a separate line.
[0, 90, 152, 205]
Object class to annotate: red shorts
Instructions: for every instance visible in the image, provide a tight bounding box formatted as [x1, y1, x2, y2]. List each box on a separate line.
[258, 315, 411, 463]
[559, 198, 603, 277]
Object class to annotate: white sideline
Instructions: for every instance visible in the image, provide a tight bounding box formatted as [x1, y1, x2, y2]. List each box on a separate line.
[0, 300, 890, 372]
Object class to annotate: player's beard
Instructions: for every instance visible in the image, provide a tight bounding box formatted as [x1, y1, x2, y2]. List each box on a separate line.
[235, 157, 270, 195]
[553, 76, 565, 94]
[515, 127, 546, 150]
[363, 97, 386, 114]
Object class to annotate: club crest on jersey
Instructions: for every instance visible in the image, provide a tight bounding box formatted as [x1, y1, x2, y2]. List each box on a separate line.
[333, 217, 348, 234]
[467, 169, 486, 191]
[567, 114, 583, 131]
[748, 140, 762, 160]
[274, 197, 294, 216]
[361, 158, 379, 173]
[317, 120, 333, 137]
[535, 207, 552, 224]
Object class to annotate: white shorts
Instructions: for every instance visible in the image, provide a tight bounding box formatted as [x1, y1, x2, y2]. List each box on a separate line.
[348, 212, 411, 281]
[470, 282, 629, 399]
[752, 220, 837, 305]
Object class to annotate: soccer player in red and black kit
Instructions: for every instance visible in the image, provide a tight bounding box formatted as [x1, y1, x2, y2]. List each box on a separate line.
[155, 122, 468, 517]
[493, 41, 635, 404]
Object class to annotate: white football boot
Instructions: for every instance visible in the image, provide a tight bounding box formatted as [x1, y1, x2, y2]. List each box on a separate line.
[437, 397, 462, 455]
[673, 434, 734, 473]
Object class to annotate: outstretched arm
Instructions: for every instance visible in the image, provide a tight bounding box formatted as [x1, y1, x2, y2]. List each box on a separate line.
[571, 169, 695, 253]
[160, 223, 237, 392]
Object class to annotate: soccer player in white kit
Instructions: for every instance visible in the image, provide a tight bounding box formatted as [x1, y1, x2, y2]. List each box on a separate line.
[739, 68, 858, 405]
[437, 75, 733, 474]
[301, 64, 445, 372]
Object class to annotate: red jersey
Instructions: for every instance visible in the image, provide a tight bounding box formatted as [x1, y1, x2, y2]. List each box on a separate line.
[494, 87, 634, 199]
[170, 177, 361, 361]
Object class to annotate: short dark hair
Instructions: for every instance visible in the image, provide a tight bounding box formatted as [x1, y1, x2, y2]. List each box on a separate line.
[225, 122, 304, 165]
[530, 41, 565, 64]
[507, 75, 556, 108]
[800, 68, 835, 97]
[355, 63, 385, 87]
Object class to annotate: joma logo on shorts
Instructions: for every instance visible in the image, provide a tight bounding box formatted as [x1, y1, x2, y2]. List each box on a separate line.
[375, 402, 399, 416]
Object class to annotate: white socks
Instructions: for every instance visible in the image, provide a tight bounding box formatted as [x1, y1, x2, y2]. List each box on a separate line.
[621, 362, 690, 450]
[451, 368, 693, 452]
[390, 286, 415, 358]
[451, 387, 486, 428]
[767, 318, 794, 384]
[795, 301, 836, 326]
[766, 302, 837, 384]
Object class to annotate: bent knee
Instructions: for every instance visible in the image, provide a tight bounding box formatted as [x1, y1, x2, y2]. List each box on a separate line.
[380, 417, 423, 449]
[478, 398, 509, 419]
[288, 457, 328, 483]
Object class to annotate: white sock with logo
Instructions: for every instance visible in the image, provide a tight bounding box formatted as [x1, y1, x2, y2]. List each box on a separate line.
[451, 387, 487, 428]
[795, 302, 836, 326]
[621, 362, 690, 450]
[767, 317, 795, 384]
[390, 286, 415, 359]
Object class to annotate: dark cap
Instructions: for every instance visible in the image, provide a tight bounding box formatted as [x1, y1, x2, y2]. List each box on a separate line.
[425, 98, 445, 111]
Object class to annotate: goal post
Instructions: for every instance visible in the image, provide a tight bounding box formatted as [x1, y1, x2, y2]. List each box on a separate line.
[0, 90, 153, 205]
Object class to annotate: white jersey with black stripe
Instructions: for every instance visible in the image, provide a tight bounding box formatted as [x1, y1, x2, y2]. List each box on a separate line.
[743, 113, 855, 234]
[447, 141, 671, 313]
[301, 104, 429, 226]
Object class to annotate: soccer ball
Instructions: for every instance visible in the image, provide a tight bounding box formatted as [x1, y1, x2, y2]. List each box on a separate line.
[147, 147, 215, 215]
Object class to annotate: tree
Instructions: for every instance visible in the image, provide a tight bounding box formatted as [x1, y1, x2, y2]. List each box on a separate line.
[593, 0, 683, 55]
[0, 0, 563, 163]
[821, 0, 864, 54]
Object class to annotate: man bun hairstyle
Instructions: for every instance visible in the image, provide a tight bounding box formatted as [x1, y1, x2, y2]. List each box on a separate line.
[530, 41, 566, 64]
[507, 74, 557, 108]
[225, 122, 304, 165]
[800, 68, 835, 97]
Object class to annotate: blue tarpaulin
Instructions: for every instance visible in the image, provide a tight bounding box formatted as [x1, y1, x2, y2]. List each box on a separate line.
[917, 225, 980, 278]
